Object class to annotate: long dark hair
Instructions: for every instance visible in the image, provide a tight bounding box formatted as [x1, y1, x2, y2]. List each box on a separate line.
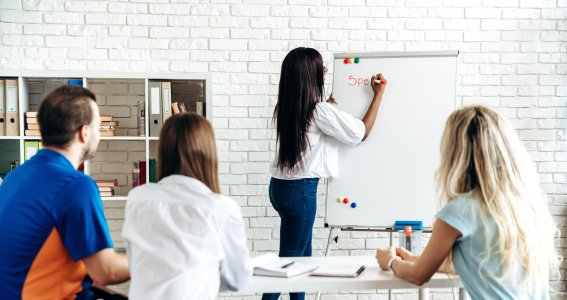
[158, 113, 220, 193]
[274, 47, 325, 172]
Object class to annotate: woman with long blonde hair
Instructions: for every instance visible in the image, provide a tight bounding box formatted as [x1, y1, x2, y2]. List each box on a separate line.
[376, 105, 560, 299]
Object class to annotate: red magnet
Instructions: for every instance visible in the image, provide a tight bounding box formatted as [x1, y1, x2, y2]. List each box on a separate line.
[343, 58, 349, 64]
[343, 198, 349, 204]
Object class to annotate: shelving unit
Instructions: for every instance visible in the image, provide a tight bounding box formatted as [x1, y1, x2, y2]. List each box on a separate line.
[0, 71, 211, 200]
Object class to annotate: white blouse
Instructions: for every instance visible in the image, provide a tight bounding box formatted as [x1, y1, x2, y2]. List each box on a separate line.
[122, 175, 252, 300]
[271, 102, 365, 179]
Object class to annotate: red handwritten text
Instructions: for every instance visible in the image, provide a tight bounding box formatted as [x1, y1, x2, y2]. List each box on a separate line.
[347, 75, 369, 87]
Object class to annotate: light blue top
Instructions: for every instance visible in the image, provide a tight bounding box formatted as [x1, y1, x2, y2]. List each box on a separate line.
[437, 195, 549, 300]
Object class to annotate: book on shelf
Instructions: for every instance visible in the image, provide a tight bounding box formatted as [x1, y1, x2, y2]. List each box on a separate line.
[171, 102, 180, 114]
[6, 79, 19, 136]
[25, 111, 37, 118]
[99, 130, 115, 137]
[25, 129, 40, 136]
[132, 161, 141, 187]
[148, 81, 162, 137]
[310, 265, 366, 278]
[251, 253, 319, 278]
[99, 190, 115, 197]
[100, 121, 118, 126]
[149, 159, 157, 183]
[161, 82, 172, 122]
[98, 186, 113, 192]
[137, 99, 145, 137]
[95, 179, 118, 187]
[24, 140, 41, 161]
[27, 123, 39, 130]
[132, 160, 150, 187]
[100, 116, 113, 122]
[196, 101, 205, 116]
[26, 117, 38, 124]
[178, 102, 187, 113]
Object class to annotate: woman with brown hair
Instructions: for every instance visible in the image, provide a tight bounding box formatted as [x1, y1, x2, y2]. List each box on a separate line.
[123, 113, 252, 299]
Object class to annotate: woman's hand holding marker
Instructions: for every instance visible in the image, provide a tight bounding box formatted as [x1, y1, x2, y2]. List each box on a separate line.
[371, 73, 387, 96]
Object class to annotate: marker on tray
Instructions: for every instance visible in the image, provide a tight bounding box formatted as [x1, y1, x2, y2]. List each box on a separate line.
[404, 226, 412, 252]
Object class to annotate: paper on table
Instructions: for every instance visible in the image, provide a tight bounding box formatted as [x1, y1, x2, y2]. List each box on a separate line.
[310, 265, 366, 278]
[250, 252, 280, 268]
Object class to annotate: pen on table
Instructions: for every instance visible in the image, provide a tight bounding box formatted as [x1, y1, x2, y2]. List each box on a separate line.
[281, 261, 295, 269]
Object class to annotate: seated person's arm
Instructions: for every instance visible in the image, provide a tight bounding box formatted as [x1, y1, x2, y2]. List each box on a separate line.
[219, 207, 253, 291]
[377, 219, 461, 286]
[394, 246, 455, 274]
[83, 248, 130, 286]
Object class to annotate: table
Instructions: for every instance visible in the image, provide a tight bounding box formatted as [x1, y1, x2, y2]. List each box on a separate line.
[233, 256, 466, 300]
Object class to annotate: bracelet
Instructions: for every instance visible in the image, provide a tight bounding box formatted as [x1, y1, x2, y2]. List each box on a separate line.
[387, 256, 401, 272]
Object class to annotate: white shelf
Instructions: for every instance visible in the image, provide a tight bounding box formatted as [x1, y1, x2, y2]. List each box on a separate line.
[1, 71, 212, 201]
[101, 196, 128, 201]
[100, 136, 147, 141]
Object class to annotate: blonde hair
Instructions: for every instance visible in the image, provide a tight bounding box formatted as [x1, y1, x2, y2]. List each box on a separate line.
[158, 113, 220, 193]
[436, 105, 560, 289]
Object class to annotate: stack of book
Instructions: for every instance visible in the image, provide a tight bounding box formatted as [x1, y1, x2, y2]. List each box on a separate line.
[95, 179, 117, 197]
[24, 111, 40, 136]
[132, 159, 157, 187]
[100, 116, 118, 137]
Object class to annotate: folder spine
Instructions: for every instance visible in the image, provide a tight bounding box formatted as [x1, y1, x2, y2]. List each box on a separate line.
[148, 81, 162, 137]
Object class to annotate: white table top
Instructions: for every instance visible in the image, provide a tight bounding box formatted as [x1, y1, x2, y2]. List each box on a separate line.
[237, 256, 463, 294]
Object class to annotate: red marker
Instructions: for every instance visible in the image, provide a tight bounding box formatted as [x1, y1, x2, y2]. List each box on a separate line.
[404, 226, 412, 251]
[373, 80, 387, 85]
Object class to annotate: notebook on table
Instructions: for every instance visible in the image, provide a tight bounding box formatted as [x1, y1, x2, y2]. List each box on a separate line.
[310, 265, 366, 278]
[250, 253, 319, 278]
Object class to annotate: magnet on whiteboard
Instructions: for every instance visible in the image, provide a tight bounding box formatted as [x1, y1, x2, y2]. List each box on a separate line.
[343, 58, 349, 64]
[337, 197, 343, 203]
[354, 57, 360, 64]
[351, 202, 357, 208]
[343, 198, 349, 204]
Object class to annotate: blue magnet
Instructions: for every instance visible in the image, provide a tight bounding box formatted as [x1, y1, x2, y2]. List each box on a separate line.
[351, 202, 357, 208]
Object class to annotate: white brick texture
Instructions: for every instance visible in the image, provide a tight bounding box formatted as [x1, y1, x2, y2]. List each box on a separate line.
[0, 0, 565, 298]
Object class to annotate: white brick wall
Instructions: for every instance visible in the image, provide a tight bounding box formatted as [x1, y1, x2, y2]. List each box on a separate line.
[1, 0, 565, 298]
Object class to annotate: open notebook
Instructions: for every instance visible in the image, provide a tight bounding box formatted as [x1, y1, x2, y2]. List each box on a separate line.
[250, 253, 319, 278]
[310, 265, 366, 278]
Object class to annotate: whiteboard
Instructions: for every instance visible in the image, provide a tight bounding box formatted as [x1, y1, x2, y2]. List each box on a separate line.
[326, 51, 458, 229]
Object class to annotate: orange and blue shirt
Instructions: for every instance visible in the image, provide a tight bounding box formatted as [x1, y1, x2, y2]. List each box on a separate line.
[0, 149, 113, 300]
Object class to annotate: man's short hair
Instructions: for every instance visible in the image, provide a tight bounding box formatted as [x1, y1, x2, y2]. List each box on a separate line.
[38, 85, 97, 148]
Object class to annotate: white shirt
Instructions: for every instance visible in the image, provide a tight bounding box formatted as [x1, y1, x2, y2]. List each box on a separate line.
[122, 175, 252, 300]
[271, 102, 365, 179]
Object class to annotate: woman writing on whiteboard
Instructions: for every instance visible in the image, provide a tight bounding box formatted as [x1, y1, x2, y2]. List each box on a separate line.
[376, 106, 560, 299]
[262, 47, 386, 300]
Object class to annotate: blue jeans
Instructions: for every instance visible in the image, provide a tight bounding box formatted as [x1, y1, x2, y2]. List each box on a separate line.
[261, 177, 319, 300]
